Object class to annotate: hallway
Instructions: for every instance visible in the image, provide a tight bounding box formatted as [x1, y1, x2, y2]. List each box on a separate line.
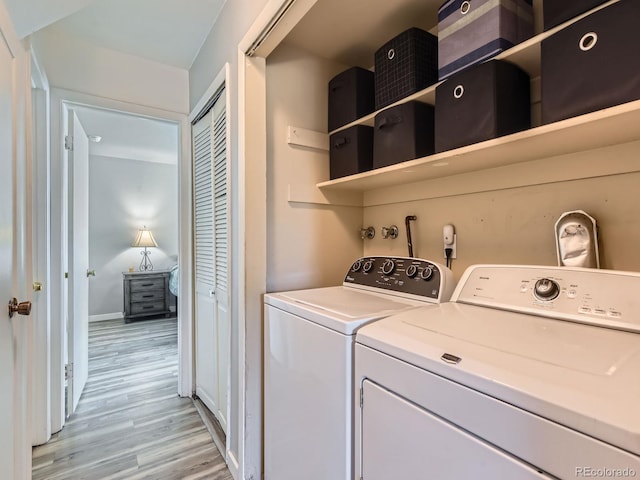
[32, 318, 232, 480]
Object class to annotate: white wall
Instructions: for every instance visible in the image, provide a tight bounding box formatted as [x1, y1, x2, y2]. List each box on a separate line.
[266, 43, 363, 292]
[32, 27, 189, 114]
[88, 155, 179, 317]
[189, 0, 270, 476]
[362, 143, 640, 278]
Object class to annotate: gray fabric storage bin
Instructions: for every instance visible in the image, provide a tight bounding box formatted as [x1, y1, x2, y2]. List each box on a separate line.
[328, 67, 375, 132]
[543, 0, 607, 31]
[330, 125, 374, 179]
[435, 60, 531, 153]
[438, 0, 533, 80]
[373, 101, 435, 169]
[374, 28, 438, 110]
[541, 0, 640, 124]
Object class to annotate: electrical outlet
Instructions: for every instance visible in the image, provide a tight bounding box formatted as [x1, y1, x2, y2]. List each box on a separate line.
[444, 234, 457, 259]
[443, 224, 457, 260]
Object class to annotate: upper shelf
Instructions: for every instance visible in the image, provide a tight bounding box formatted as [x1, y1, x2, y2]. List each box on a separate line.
[327, 29, 548, 134]
[316, 0, 625, 192]
[318, 99, 640, 192]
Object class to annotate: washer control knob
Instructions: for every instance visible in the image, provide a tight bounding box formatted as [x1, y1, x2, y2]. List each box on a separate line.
[381, 259, 395, 275]
[406, 264, 418, 278]
[534, 278, 560, 301]
[363, 260, 375, 273]
[420, 265, 434, 281]
[351, 259, 363, 272]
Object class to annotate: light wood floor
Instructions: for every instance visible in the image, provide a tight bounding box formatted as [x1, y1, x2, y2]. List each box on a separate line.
[33, 317, 233, 480]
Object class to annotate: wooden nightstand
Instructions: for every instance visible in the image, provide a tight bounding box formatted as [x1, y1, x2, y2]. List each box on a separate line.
[123, 271, 172, 323]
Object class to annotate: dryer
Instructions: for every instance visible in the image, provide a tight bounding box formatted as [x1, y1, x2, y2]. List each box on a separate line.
[263, 256, 455, 480]
[355, 265, 640, 480]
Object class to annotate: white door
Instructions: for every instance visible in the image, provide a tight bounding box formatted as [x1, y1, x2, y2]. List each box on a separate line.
[66, 109, 91, 414]
[0, 31, 31, 480]
[193, 89, 230, 431]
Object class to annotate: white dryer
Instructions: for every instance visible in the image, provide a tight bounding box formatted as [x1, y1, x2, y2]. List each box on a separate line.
[263, 256, 455, 480]
[355, 265, 640, 480]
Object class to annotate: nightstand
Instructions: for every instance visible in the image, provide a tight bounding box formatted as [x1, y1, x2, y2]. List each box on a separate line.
[122, 271, 172, 323]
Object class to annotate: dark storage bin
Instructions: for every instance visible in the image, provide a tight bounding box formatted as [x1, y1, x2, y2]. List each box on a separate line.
[543, 0, 607, 31]
[328, 67, 375, 132]
[438, 0, 533, 80]
[374, 28, 438, 110]
[373, 101, 435, 169]
[435, 60, 531, 153]
[541, 0, 640, 125]
[329, 126, 374, 179]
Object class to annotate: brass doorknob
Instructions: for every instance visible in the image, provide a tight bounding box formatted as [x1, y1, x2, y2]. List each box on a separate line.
[87, 269, 96, 277]
[8, 298, 32, 318]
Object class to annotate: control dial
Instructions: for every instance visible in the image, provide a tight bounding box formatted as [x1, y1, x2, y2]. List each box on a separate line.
[351, 259, 363, 272]
[420, 265, 434, 281]
[363, 259, 375, 273]
[534, 278, 560, 301]
[381, 259, 395, 275]
[406, 264, 418, 278]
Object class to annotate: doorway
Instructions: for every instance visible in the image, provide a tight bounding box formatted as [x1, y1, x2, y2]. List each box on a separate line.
[46, 89, 193, 439]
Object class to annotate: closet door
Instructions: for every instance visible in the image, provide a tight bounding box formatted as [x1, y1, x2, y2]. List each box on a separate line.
[192, 89, 229, 431]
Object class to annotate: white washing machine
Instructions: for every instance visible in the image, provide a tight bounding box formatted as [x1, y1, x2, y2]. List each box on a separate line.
[355, 265, 640, 480]
[263, 256, 455, 480]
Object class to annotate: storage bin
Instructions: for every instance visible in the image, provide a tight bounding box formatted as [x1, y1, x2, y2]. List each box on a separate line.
[374, 28, 438, 110]
[543, 0, 608, 31]
[435, 60, 530, 153]
[438, 0, 533, 80]
[541, 0, 640, 125]
[328, 67, 375, 132]
[329, 126, 374, 179]
[373, 101, 435, 169]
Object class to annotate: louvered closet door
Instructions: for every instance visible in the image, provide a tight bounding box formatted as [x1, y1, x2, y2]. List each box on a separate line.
[193, 90, 229, 432]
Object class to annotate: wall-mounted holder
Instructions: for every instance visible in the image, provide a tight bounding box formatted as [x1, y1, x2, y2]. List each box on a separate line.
[360, 226, 375, 240]
[555, 210, 599, 269]
[381, 225, 399, 239]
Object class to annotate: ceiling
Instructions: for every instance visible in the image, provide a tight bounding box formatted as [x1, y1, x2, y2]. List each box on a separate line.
[72, 106, 179, 165]
[284, 0, 438, 68]
[4, 0, 227, 69]
[3, 1, 212, 164]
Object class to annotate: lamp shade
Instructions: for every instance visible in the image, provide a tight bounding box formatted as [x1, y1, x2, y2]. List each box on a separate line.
[132, 227, 158, 248]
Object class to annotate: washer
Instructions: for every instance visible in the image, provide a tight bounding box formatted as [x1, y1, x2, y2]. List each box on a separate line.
[355, 265, 640, 480]
[263, 256, 455, 480]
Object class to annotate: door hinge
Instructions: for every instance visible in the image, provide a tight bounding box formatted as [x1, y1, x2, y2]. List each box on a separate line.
[65, 363, 72, 380]
[65, 272, 69, 279]
[64, 135, 74, 151]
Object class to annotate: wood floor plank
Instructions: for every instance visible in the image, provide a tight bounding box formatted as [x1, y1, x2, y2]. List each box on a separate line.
[33, 317, 232, 480]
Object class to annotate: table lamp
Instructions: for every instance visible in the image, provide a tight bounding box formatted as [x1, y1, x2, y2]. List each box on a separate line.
[132, 226, 158, 271]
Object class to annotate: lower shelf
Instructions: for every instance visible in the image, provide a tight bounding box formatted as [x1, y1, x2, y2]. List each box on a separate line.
[317, 100, 640, 193]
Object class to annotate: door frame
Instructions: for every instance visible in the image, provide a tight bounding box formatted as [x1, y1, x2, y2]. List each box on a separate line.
[49, 88, 193, 432]
[234, 0, 318, 476]
[30, 47, 52, 446]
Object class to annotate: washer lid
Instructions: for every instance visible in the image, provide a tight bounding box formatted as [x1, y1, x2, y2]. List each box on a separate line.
[356, 303, 640, 455]
[264, 286, 424, 335]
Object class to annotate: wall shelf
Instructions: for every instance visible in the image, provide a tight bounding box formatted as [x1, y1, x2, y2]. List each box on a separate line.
[318, 99, 640, 192]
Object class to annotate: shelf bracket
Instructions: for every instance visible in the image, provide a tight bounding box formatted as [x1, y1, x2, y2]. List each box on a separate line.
[287, 126, 329, 151]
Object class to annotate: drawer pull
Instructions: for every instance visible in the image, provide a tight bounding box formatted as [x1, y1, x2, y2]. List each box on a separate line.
[141, 283, 154, 287]
[143, 305, 155, 310]
[142, 294, 154, 298]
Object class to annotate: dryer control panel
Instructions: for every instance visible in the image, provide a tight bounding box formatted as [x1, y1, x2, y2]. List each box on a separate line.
[344, 256, 455, 303]
[453, 264, 640, 333]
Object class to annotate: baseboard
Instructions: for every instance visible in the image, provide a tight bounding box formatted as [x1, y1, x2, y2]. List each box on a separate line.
[89, 312, 124, 322]
[192, 398, 227, 465]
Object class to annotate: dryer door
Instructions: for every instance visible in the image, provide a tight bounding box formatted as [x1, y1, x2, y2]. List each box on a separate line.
[360, 380, 551, 479]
